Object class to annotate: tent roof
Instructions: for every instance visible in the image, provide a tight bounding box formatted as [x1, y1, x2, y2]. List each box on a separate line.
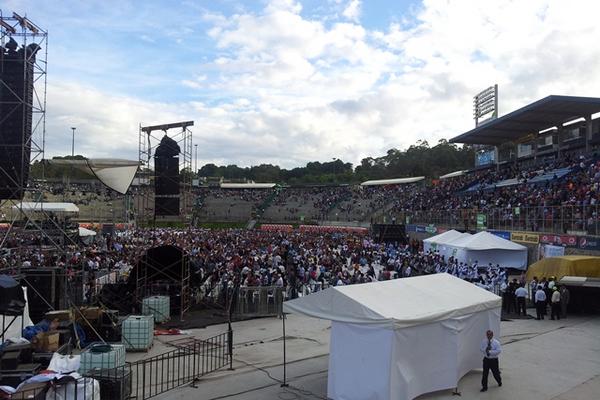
[13, 202, 79, 213]
[558, 276, 600, 288]
[423, 229, 466, 245]
[78, 227, 97, 237]
[360, 177, 425, 186]
[450, 95, 600, 146]
[220, 183, 276, 189]
[283, 273, 501, 328]
[450, 231, 526, 251]
[526, 256, 600, 281]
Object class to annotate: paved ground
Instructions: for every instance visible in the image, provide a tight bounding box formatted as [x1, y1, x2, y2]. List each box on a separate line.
[137, 312, 600, 400]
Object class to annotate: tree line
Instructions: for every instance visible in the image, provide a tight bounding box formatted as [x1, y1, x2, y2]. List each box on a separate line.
[198, 139, 474, 184]
[29, 139, 474, 185]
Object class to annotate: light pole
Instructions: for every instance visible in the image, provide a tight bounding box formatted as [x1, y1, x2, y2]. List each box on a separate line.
[332, 158, 337, 183]
[194, 144, 198, 173]
[70, 127, 76, 157]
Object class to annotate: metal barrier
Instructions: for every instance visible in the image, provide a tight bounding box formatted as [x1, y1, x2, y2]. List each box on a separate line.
[233, 286, 284, 318]
[381, 205, 600, 235]
[10, 331, 232, 400]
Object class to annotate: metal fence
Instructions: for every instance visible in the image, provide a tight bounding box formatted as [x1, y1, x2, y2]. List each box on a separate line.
[233, 286, 284, 318]
[10, 331, 232, 400]
[387, 205, 600, 235]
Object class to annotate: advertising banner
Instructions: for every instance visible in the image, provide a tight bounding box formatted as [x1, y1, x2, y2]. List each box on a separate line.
[511, 231, 540, 244]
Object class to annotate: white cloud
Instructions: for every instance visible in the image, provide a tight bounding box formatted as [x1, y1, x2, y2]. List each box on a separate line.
[342, 0, 361, 22]
[43, 0, 600, 170]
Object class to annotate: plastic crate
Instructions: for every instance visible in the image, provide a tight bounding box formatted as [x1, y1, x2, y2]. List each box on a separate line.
[121, 315, 154, 351]
[142, 295, 170, 323]
[79, 343, 126, 374]
[86, 366, 132, 400]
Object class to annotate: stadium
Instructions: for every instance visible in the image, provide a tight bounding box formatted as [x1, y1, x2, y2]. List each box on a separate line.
[2, 2, 600, 400]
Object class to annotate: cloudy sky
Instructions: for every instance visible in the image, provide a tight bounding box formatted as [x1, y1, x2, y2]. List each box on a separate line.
[4, 0, 600, 168]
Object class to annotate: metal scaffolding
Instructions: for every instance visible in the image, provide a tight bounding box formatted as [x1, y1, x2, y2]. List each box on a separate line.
[136, 121, 193, 226]
[0, 11, 75, 251]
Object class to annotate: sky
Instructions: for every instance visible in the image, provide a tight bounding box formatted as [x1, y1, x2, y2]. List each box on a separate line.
[3, 0, 600, 169]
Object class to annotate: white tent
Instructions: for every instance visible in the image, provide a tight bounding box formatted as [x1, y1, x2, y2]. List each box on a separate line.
[283, 274, 501, 400]
[220, 183, 276, 189]
[446, 231, 528, 269]
[78, 227, 97, 245]
[13, 202, 79, 213]
[423, 229, 470, 256]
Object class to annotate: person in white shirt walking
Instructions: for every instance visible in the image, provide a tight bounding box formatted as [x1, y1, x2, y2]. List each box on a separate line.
[480, 330, 502, 392]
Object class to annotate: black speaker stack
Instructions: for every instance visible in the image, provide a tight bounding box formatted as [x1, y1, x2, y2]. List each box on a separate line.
[154, 135, 180, 216]
[0, 38, 39, 200]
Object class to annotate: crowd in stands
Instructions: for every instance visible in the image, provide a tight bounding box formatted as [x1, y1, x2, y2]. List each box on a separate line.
[191, 152, 600, 234]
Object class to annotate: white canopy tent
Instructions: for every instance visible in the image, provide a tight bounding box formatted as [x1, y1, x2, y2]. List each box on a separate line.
[13, 202, 79, 213]
[446, 231, 528, 269]
[78, 227, 97, 245]
[283, 274, 501, 400]
[423, 229, 470, 257]
[219, 183, 276, 189]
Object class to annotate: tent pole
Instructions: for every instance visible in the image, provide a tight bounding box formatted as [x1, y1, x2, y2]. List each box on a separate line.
[281, 312, 288, 387]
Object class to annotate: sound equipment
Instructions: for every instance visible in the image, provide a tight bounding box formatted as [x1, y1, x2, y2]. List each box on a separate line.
[20, 268, 65, 323]
[154, 135, 180, 216]
[129, 245, 189, 316]
[0, 40, 40, 199]
[372, 224, 407, 244]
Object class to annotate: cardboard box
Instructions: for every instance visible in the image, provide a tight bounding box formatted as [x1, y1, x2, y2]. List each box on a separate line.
[33, 332, 60, 352]
[11, 381, 48, 400]
[80, 307, 103, 320]
[45, 310, 73, 322]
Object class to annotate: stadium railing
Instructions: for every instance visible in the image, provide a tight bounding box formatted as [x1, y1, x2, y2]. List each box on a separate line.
[384, 205, 600, 235]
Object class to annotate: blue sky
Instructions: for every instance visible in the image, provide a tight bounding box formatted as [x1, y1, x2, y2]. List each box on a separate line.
[3, 0, 600, 168]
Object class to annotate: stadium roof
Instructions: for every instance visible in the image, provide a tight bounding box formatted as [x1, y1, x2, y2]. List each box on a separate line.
[450, 95, 600, 146]
[360, 177, 424, 186]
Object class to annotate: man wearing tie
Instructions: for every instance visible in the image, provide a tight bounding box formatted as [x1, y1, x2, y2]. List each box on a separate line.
[480, 329, 502, 392]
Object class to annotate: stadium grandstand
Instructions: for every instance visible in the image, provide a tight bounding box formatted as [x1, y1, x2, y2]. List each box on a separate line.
[190, 95, 600, 240]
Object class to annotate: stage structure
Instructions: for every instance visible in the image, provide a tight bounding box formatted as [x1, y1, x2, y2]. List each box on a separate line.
[137, 121, 193, 226]
[128, 245, 191, 321]
[0, 11, 75, 251]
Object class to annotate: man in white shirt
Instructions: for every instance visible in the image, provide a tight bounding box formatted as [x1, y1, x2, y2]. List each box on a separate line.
[480, 330, 502, 392]
[534, 285, 547, 320]
[550, 286, 561, 320]
[515, 283, 528, 316]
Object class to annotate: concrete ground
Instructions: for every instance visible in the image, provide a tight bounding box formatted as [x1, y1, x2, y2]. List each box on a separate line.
[137, 312, 600, 400]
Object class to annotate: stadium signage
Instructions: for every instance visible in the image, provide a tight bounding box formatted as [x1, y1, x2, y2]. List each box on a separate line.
[490, 230, 511, 240]
[578, 236, 600, 251]
[511, 231, 539, 244]
[539, 233, 578, 247]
